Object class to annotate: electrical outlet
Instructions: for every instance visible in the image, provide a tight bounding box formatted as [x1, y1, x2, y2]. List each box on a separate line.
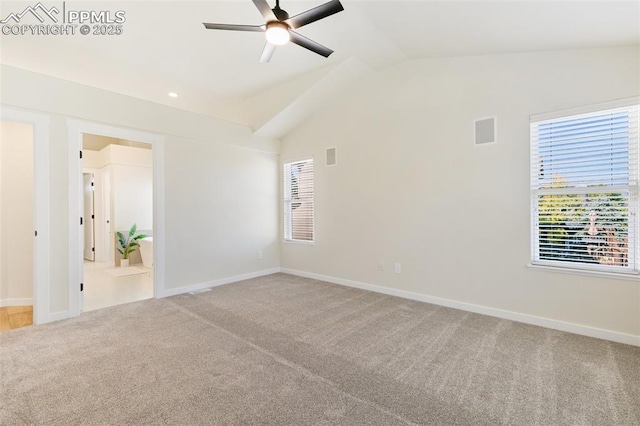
[378, 261, 384, 272]
[258, 251, 264, 259]
[394, 263, 401, 274]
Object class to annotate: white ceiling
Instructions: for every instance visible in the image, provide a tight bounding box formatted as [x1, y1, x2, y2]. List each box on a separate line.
[1, 0, 638, 137]
[83, 133, 151, 151]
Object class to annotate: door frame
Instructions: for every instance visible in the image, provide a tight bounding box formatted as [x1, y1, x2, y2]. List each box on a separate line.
[67, 120, 165, 317]
[0, 107, 51, 324]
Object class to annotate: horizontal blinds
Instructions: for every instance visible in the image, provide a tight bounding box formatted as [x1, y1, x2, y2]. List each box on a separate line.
[284, 159, 314, 241]
[531, 105, 639, 272]
[532, 108, 639, 189]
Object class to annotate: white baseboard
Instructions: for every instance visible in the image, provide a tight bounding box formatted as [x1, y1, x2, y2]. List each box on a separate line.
[280, 268, 640, 347]
[158, 267, 281, 298]
[0, 298, 33, 307]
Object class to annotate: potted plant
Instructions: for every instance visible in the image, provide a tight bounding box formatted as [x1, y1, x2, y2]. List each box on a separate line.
[117, 224, 148, 267]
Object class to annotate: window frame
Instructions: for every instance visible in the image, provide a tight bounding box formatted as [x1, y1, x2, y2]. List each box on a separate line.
[283, 157, 315, 244]
[530, 98, 640, 276]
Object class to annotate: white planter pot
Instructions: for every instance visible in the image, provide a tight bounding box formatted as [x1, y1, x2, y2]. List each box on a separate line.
[121, 258, 130, 268]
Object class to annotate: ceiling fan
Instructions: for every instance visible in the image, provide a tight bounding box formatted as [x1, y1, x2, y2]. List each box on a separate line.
[203, 0, 344, 63]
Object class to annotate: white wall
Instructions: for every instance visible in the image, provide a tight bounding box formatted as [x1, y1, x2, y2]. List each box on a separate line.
[0, 120, 33, 305]
[107, 145, 153, 232]
[280, 46, 640, 339]
[112, 166, 151, 231]
[1, 65, 280, 316]
[164, 138, 279, 286]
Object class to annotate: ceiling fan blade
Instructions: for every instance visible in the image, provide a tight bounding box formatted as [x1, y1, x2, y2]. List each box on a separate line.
[260, 42, 276, 63]
[203, 23, 265, 32]
[285, 0, 344, 29]
[252, 0, 277, 21]
[289, 31, 333, 58]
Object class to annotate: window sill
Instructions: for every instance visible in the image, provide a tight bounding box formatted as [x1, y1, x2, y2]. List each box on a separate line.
[282, 239, 315, 246]
[527, 263, 640, 281]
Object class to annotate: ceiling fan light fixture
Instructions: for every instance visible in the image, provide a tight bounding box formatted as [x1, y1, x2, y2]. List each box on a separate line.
[203, 0, 344, 62]
[265, 21, 290, 46]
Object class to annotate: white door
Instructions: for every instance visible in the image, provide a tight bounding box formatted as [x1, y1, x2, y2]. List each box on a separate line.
[83, 173, 95, 261]
[103, 169, 112, 262]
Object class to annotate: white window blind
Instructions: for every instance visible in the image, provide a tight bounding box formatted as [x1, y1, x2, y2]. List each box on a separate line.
[284, 159, 314, 242]
[531, 104, 639, 273]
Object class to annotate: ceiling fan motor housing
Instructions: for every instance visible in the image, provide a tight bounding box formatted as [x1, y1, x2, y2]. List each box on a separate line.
[272, 6, 290, 21]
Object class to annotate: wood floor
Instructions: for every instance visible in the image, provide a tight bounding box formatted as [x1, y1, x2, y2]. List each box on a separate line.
[0, 306, 33, 332]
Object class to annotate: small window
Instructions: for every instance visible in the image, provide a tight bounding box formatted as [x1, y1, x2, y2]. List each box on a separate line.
[530, 103, 639, 273]
[284, 159, 314, 242]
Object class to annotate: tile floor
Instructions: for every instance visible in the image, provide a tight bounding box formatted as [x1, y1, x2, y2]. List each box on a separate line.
[83, 261, 154, 312]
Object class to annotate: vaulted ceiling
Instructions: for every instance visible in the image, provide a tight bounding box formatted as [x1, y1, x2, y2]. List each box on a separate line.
[1, 1, 638, 138]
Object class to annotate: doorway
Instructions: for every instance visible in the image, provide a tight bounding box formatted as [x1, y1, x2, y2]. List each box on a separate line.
[0, 120, 34, 330]
[0, 110, 50, 327]
[80, 133, 154, 312]
[68, 121, 164, 318]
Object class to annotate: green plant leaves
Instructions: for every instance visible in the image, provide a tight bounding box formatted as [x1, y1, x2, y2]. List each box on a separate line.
[117, 224, 146, 260]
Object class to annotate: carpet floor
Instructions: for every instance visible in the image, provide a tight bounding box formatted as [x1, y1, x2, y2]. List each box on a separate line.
[1, 273, 639, 425]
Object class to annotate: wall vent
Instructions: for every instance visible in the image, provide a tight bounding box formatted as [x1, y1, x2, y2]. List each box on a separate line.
[474, 117, 497, 145]
[326, 147, 337, 166]
[189, 288, 212, 295]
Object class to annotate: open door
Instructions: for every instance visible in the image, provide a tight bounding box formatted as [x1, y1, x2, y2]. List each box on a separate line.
[83, 173, 95, 261]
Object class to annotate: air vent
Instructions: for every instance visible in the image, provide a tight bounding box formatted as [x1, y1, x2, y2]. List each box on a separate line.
[474, 117, 497, 145]
[188, 288, 212, 295]
[326, 147, 337, 166]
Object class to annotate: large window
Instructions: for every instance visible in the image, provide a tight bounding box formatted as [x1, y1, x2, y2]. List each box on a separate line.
[284, 159, 314, 242]
[531, 103, 639, 273]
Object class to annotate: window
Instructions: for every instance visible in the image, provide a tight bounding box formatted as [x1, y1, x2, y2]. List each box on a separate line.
[284, 158, 314, 242]
[531, 103, 639, 273]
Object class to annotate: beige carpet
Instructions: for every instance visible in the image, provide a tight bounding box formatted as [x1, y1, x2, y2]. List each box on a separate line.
[1, 273, 638, 425]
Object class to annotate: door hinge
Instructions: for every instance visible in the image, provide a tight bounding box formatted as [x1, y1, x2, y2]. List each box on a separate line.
[91, 214, 94, 219]
[35, 230, 38, 237]
[80, 283, 84, 292]
[80, 217, 83, 225]
[92, 247, 95, 252]
[79, 150, 83, 159]
[91, 182, 94, 186]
